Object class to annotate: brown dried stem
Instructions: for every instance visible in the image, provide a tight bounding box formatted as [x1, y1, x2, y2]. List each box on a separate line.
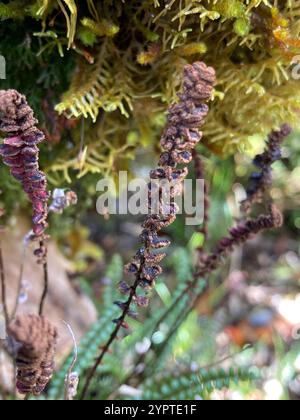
[80, 275, 141, 400]
[0, 241, 9, 327]
[115, 203, 286, 391]
[80, 61, 216, 399]
[39, 252, 49, 316]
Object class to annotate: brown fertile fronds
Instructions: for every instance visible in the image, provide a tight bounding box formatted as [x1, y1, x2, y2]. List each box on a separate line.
[0, 90, 49, 262]
[241, 124, 292, 212]
[196, 204, 283, 277]
[122, 62, 216, 310]
[8, 314, 57, 396]
[81, 61, 216, 400]
[116, 122, 291, 390]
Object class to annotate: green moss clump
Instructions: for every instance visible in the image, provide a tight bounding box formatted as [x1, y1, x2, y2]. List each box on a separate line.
[0, 0, 299, 182]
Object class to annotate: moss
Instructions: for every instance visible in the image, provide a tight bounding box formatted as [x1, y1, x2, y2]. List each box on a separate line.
[0, 0, 299, 182]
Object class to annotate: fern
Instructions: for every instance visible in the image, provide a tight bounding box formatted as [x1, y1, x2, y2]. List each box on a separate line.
[172, 247, 193, 283]
[55, 41, 134, 122]
[48, 305, 119, 399]
[102, 254, 123, 309]
[140, 367, 260, 400]
[48, 254, 124, 400]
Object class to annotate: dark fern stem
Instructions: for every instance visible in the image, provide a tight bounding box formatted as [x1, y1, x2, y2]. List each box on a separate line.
[159, 127, 290, 359]
[122, 124, 292, 387]
[122, 62, 215, 309]
[241, 124, 292, 212]
[80, 62, 216, 399]
[123, 203, 285, 388]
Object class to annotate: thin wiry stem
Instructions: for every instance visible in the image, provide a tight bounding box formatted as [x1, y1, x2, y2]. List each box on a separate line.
[63, 321, 78, 401]
[80, 61, 216, 400]
[38, 242, 49, 316]
[39, 262, 49, 316]
[112, 205, 285, 393]
[80, 274, 141, 400]
[11, 243, 27, 320]
[0, 241, 9, 327]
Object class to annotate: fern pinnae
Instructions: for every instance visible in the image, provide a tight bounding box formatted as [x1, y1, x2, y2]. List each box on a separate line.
[48, 255, 124, 400]
[48, 306, 119, 400]
[140, 366, 260, 400]
[55, 41, 134, 121]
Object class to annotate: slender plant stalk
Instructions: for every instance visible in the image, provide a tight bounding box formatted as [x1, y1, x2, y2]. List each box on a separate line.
[112, 204, 286, 391]
[80, 274, 142, 400]
[39, 262, 49, 316]
[0, 241, 9, 327]
[111, 278, 199, 395]
[63, 321, 78, 401]
[11, 244, 27, 320]
[80, 62, 216, 400]
[38, 242, 49, 316]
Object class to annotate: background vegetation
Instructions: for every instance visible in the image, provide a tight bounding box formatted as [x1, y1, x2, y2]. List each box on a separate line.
[0, 0, 300, 400]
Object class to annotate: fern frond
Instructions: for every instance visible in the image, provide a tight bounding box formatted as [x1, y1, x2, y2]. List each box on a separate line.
[120, 251, 193, 357]
[102, 254, 123, 309]
[48, 305, 119, 400]
[141, 366, 260, 400]
[48, 254, 124, 400]
[55, 41, 134, 121]
[172, 248, 193, 283]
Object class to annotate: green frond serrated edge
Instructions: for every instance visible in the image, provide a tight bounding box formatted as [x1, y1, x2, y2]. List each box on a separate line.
[48, 255, 124, 400]
[140, 366, 260, 400]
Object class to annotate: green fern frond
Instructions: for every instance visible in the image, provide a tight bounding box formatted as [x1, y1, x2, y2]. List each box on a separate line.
[172, 248, 193, 283]
[48, 254, 124, 400]
[2, 0, 300, 178]
[48, 305, 119, 400]
[102, 254, 123, 309]
[141, 367, 260, 400]
[55, 41, 134, 121]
